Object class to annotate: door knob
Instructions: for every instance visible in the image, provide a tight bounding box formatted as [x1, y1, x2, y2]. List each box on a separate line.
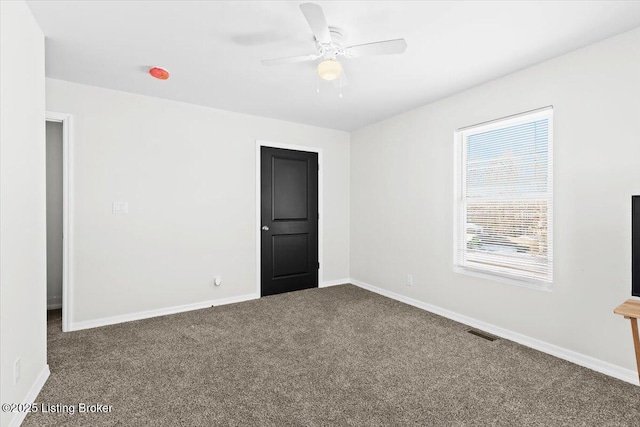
[261, 226, 269, 231]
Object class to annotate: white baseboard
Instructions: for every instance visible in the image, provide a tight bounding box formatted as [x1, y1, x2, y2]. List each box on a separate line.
[70, 293, 258, 331]
[8, 364, 50, 427]
[349, 278, 639, 387]
[47, 296, 62, 310]
[320, 278, 350, 288]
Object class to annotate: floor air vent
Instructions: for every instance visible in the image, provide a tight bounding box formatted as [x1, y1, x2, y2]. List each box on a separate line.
[466, 329, 499, 341]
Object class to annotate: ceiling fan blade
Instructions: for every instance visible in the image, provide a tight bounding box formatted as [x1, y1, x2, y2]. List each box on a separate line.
[333, 69, 349, 89]
[261, 54, 319, 66]
[300, 3, 332, 44]
[343, 38, 407, 58]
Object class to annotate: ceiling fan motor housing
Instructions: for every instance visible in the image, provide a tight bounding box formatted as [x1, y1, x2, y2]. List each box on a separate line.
[328, 27, 345, 46]
[317, 27, 345, 59]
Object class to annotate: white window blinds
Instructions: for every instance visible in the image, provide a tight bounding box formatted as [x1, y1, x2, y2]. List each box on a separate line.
[455, 108, 553, 286]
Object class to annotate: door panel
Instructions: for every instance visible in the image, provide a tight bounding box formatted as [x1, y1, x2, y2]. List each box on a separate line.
[272, 234, 308, 278]
[261, 147, 318, 297]
[273, 157, 308, 220]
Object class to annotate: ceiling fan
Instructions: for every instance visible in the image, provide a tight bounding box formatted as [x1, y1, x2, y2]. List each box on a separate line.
[261, 2, 408, 88]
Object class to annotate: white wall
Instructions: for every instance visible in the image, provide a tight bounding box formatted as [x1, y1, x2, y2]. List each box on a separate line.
[46, 121, 64, 310]
[0, 2, 48, 427]
[46, 79, 350, 326]
[350, 28, 640, 375]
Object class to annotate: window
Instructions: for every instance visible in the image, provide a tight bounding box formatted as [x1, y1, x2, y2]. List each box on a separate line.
[454, 108, 553, 288]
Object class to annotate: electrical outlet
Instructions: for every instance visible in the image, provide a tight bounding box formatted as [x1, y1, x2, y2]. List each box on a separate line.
[14, 358, 21, 385]
[406, 274, 413, 287]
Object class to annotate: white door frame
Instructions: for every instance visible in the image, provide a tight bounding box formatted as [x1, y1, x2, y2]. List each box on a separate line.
[46, 111, 74, 332]
[255, 140, 323, 297]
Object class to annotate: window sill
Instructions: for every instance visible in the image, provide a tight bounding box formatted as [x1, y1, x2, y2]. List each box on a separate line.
[453, 265, 552, 292]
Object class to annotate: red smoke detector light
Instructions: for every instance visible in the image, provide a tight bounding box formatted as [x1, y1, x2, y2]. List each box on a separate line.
[149, 67, 170, 80]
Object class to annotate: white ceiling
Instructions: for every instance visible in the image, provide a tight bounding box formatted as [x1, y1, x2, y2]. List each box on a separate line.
[27, 1, 640, 131]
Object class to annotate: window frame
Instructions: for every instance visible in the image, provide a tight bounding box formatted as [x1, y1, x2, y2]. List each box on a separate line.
[453, 107, 554, 290]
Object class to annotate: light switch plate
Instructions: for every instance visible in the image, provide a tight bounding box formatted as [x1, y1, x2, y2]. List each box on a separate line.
[113, 201, 128, 214]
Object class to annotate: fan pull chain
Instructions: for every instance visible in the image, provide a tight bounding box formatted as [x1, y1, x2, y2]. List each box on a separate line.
[316, 74, 320, 94]
[339, 74, 343, 98]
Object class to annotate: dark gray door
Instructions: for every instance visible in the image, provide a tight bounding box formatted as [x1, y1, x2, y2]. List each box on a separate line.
[261, 147, 318, 297]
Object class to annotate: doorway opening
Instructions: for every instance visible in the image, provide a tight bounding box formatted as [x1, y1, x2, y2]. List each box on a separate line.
[46, 121, 63, 314]
[45, 112, 72, 332]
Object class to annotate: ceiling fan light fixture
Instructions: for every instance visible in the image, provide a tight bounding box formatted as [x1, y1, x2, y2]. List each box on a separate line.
[318, 59, 341, 81]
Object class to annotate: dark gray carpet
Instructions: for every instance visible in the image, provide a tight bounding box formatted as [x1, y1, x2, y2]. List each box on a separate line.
[25, 284, 639, 426]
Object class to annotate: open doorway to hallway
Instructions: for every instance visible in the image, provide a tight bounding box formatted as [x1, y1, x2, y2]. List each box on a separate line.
[46, 121, 63, 314]
[46, 120, 63, 329]
[45, 112, 72, 332]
